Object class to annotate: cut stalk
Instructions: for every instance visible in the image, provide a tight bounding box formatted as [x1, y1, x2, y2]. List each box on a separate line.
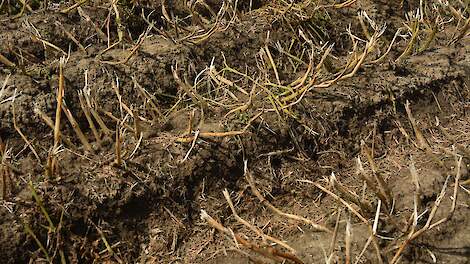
[61, 101, 93, 152]
[78, 91, 101, 144]
[54, 58, 65, 150]
[115, 125, 122, 167]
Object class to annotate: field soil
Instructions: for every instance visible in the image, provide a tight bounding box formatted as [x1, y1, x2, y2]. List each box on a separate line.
[1, 1, 469, 263]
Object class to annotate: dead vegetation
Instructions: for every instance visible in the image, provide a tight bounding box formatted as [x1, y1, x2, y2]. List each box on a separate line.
[0, 0, 469, 263]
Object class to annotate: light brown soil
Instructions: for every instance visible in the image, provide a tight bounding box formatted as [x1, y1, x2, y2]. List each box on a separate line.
[0, 1, 469, 263]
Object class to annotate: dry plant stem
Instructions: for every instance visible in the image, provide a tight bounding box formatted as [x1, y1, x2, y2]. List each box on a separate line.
[133, 78, 164, 121]
[246, 170, 331, 233]
[54, 59, 65, 150]
[12, 94, 41, 163]
[313, 182, 368, 226]
[462, 179, 470, 185]
[208, 65, 232, 88]
[115, 125, 122, 167]
[200, 210, 304, 264]
[127, 133, 143, 160]
[77, 7, 107, 42]
[78, 92, 101, 144]
[264, 45, 281, 85]
[0, 53, 16, 68]
[24, 224, 51, 263]
[140, 10, 176, 44]
[333, 0, 357, 8]
[60, 0, 90, 13]
[0, 74, 10, 100]
[50, 209, 65, 261]
[34, 108, 76, 149]
[396, 19, 419, 63]
[31, 34, 67, 56]
[358, 12, 371, 40]
[90, 107, 112, 135]
[0, 166, 5, 200]
[418, 20, 438, 53]
[132, 109, 142, 139]
[15, 0, 32, 14]
[354, 235, 373, 264]
[97, 0, 123, 56]
[28, 181, 55, 231]
[368, 28, 403, 65]
[222, 189, 296, 253]
[373, 200, 381, 235]
[288, 56, 313, 89]
[176, 111, 263, 143]
[337, 28, 384, 81]
[181, 130, 199, 162]
[330, 173, 372, 213]
[111, 75, 124, 116]
[61, 102, 93, 152]
[224, 84, 256, 118]
[45, 151, 55, 179]
[172, 66, 208, 110]
[185, 110, 195, 136]
[84, 93, 112, 136]
[111, 0, 123, 42]
[328, 209, 342, 258]
[220, 66, 288, 117]
[59, 251, 66, 264]
[281, 44, 332, 103]
[345, 216, 352, 264]
[90, 219, 123, 264]
[409, 156, 422, 209]
[391, 157, 462, 264]
[186, 13, 223, 44]
[101, 24, 152, 65]
[308, 182, 383, 264]
[99, 109, 135, 132]
[55, 22, 86, 53]
[209, 65, 248, 96]
[356, 158, 389, 210]
[428, 156, 462, 229]
[405, 101, 429, 150]
[361, 142, 393, 206]
[450, 16, 470, 45]
[0, 149, 12, 200]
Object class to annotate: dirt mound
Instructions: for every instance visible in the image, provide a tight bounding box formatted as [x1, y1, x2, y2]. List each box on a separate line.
[1, 1, 469, 263]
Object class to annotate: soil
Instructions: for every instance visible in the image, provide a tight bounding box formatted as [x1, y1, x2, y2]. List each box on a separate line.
[0, 0, 469, 263]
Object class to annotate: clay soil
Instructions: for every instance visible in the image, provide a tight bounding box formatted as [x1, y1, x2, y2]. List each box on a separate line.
[0, 1, 469, 263]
